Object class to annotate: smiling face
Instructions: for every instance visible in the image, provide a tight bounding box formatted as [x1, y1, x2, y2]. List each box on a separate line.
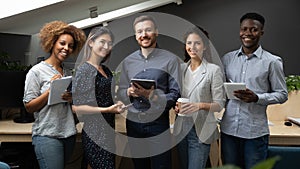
[52, 34, 74, 62]
[240, 19, 264, 54]
[89, 33, 113, 59]
[185, 33, 206, 60]
[134, 20, 158, 49]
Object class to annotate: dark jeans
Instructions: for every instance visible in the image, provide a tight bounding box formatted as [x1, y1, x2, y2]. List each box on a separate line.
[126, 114, 171, 169]
[176, 126, 210, 169]
[221, 132, 269, 169]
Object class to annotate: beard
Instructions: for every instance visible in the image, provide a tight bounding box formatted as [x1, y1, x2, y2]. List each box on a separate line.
[137, 35, 157, 49]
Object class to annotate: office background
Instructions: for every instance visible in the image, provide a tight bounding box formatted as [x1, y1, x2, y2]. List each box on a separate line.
[0, 0, 299, 168]
[0, 0, 299, 75]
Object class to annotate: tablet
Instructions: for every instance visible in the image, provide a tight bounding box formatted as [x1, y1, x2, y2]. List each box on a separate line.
[224, 82, 246, 99]
[131, 78, 156, 89]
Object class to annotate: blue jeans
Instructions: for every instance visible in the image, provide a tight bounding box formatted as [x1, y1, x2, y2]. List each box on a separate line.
[126, 115, 171, 169]
[221, 132, 269, 169]
[32, 135, 76, 169]
[177, 124, 210, 169]
[0, 161, 10, 169]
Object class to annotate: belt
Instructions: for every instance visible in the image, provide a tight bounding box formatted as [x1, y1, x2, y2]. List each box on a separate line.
[127, 112, 165, 123]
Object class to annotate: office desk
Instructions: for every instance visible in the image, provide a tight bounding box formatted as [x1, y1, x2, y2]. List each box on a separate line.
[0, 120, 83, 142]
[269, 120, 300, 146]
[0, 120, 32, 142]
[266, 93, 300, 146]
[0, 120, 84, 169]
[2, 118, 300, 168]
[0, 114, 212, 168]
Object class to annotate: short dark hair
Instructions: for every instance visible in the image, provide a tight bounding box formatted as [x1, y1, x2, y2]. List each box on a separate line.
[240, 12, 265, 27]
[133, 15, 157, 30]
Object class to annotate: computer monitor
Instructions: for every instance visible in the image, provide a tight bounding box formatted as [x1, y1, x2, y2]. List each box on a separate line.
[0, 71, 34, 123]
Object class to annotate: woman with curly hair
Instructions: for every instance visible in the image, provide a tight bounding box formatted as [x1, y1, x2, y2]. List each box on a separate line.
[23, 20, 86, 169]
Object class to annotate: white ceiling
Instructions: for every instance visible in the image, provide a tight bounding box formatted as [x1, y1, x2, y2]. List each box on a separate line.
[0, 0, 181, 35]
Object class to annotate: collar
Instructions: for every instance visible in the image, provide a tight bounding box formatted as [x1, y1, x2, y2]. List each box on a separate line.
[185, 59, 208, 74]
[237, 45, 263, 59]
[138, 44, 160, 59]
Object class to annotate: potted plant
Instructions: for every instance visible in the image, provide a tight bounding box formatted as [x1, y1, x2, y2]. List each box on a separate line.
[267, 74, 300, 121]
[0, 51, 33, 123]
[285, 75, 300, 93]
[0, 51, 29, 71]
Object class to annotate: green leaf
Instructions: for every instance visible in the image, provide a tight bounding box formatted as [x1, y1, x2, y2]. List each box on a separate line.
[251, 156, 280, 169]
[286, 75, 300, 92]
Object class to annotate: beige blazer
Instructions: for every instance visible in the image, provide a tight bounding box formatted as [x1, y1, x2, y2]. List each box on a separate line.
[173, 60, 225, 144]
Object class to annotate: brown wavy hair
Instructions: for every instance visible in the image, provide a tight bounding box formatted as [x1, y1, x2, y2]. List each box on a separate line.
[39, 20, 86, 55]
[183, 26, 211, 63]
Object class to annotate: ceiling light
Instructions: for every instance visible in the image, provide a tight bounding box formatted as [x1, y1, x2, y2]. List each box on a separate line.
[0, 0, 64, 19]
[70, 0, 182, 29]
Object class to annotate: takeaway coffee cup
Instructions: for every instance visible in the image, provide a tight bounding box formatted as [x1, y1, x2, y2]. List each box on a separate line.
[177, 98, 190, 116]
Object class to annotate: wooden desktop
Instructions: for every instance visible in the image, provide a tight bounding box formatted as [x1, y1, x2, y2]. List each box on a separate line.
[1, 102, 300, 168]
[267, 91, 300, 146]
[0, 111, 216, 168]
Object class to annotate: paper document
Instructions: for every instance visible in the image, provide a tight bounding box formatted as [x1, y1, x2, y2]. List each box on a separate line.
[224, 82, 246, 99]
[287, 116, 300, 126]
[48, 76, 72, 105]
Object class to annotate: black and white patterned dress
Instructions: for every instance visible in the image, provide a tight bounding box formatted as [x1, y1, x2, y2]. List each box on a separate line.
[73, 62, 115, 169]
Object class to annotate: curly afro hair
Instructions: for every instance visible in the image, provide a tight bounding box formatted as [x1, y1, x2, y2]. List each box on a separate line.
[39, 20, 86, 55]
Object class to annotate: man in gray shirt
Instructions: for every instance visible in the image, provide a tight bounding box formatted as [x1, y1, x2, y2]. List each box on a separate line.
[220, 12, 288, 169]
[117, 15, 181, 169]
